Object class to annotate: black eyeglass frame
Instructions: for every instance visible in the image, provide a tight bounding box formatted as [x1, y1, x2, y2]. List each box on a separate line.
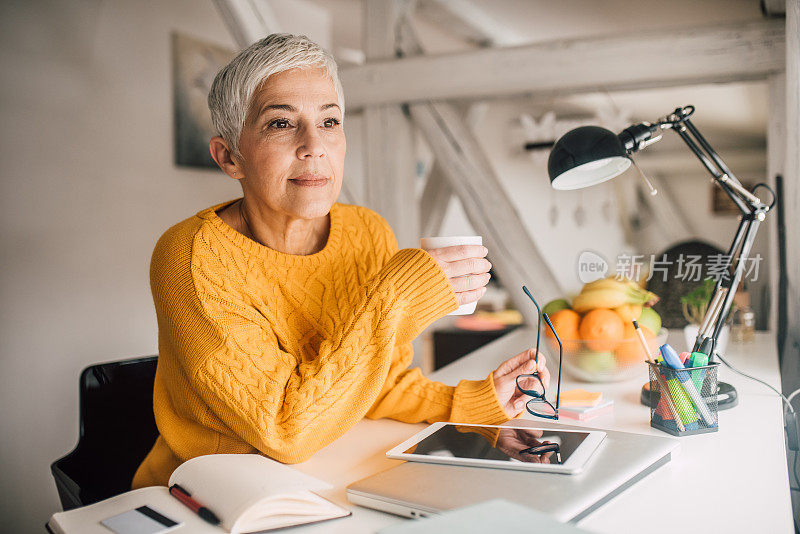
[515, 285, 564, 420]
[520, 442, 563, 464]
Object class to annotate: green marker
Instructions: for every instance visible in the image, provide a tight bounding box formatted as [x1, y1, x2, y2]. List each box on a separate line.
[689, 351, 709, 394]
[657, 353, 698, 426]
[664, 373, 699, 426]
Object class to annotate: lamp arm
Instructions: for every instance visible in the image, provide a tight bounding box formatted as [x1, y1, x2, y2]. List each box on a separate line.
[625, 107, 773, 357]
[674, 120, 768, 214]
[668, 122, 755, 214]
[653, 107, 768, 212]
[708, 215, 762, 359]
[690, 209, 750, 355]
[682, 119, 737, 182]
[652, 108, 772, 358]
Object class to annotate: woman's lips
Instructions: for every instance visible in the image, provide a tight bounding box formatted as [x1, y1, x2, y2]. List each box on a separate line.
[289, 173, 329, 187]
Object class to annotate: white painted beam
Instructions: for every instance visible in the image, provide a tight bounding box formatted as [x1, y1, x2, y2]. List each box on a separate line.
[419, 162, 452, 237]
[212, 0, 280, 48]
[416, 0, 529, 47]
[638, 175, 695, 245]
[418, 103, 488, 237]
[362, 0, 419, 249]
[362, 105, 418, 248]
[409, 100, 563, 325]
[393, 14, 563, 324]
[341, 20, 785, 108]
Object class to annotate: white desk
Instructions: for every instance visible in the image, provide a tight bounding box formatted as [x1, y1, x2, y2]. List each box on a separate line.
[291, 330, 794, 533]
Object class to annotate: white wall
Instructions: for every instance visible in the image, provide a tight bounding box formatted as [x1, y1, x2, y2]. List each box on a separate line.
[0, 1, 339, 529]
[1, 1, 235, 530]
[435, 100, 629, 296]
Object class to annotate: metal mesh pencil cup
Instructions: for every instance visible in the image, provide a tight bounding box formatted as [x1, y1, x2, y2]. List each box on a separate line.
[647, 361, 719, 436]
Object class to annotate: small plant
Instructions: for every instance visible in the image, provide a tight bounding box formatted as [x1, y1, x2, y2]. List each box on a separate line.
[680, 278, 717, 325]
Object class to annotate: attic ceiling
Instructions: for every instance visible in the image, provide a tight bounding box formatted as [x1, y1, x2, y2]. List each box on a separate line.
[308, 0, 770, 148]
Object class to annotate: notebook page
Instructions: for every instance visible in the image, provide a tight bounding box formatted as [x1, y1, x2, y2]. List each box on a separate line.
[48, 487, 220, 534]
[234, 492, 348, 533]
[169, 454, 331, 530]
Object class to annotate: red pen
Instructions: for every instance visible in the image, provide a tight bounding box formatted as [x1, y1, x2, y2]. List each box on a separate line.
[169, 484, 221, 526]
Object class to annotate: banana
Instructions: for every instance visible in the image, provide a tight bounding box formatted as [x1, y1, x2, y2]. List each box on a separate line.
[572, 277, 659, 313]
[582, 277, 641, 293]
[573, 286, 656, 313]
[573, 289, 631, 312]
[613, 303, 643, 322]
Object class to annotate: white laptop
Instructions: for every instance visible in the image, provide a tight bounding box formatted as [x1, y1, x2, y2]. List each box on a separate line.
[347, 420, 678, 523]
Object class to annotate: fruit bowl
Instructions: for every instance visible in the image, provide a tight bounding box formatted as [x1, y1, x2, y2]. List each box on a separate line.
[546, 328, 669, 382]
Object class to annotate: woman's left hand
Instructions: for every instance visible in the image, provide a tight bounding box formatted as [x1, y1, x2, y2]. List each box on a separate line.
[492, 349, 549, 419]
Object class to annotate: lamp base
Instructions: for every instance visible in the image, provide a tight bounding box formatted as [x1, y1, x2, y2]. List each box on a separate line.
[640, 381, 738, 411]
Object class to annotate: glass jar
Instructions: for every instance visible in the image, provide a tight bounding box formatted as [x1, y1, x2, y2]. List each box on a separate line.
[731, 293, 755, 343]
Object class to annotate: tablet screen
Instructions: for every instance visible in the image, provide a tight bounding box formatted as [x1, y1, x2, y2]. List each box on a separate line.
[402, 424, 590, 465]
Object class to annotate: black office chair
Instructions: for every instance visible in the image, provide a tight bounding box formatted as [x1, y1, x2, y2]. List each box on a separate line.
[51, 355, 159, 510]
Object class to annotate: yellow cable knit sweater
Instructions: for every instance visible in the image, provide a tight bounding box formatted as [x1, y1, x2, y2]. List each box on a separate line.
[132, 199, 510, 489]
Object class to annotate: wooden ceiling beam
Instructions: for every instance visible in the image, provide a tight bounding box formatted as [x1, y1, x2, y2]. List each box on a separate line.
[212, 0, 280, 48]
[341, 19, 785, 108]
[415, 0, 529, 47]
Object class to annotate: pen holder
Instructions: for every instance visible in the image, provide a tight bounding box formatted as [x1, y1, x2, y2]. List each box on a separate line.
[647, 361, 719, 436]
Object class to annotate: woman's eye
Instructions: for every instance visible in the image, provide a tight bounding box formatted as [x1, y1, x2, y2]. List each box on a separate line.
[268, 119, 291, 129]
[322, 118, 341, 128]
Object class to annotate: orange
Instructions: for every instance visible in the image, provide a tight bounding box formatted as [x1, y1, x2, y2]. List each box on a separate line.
[621, 320, 636, 340]
[615, 325, 657, 365]
[579, 308, 625, 352]
[545, 309, 581, 352]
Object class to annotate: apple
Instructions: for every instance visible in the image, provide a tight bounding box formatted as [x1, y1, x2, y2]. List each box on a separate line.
[638, 307, 661, 335]
[543, 298, 571, 316]
[575, 349, 617, 374]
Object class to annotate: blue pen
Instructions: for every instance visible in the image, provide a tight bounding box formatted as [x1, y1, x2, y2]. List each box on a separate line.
[660, 344, 716, 426]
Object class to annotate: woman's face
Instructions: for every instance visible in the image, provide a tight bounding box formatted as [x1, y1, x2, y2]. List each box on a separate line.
[236, 67, 345, 220]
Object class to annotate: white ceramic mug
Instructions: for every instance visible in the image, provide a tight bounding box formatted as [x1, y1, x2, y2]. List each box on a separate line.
[420, 235, 484, 315]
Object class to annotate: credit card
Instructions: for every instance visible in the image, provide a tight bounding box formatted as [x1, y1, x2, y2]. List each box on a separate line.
[100, 505, 183, 534]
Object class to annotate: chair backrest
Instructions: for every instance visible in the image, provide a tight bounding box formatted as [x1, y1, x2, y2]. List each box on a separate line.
[51, 355, 159, 510]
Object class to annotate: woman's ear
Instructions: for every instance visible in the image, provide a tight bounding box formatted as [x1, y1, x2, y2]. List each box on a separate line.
[209, 136, 243, 180]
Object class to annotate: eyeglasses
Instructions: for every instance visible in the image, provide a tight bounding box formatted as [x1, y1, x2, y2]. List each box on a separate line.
[520, 442, 563, 464]
[515, 285, 563, 420]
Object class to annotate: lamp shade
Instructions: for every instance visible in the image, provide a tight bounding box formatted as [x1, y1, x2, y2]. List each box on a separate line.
[547, 126, 631, 190]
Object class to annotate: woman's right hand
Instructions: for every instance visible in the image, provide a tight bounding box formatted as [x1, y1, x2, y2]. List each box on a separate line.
[424, 245, 491, 305]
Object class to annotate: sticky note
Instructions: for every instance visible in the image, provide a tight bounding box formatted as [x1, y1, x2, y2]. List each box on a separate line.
[559, 389, 602, 407]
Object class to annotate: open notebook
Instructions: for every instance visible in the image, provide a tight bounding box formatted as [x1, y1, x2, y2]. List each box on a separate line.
[47, 454, 351, 534]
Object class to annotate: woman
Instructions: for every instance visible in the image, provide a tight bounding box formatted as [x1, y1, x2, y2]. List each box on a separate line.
[132, 34, 548, 489]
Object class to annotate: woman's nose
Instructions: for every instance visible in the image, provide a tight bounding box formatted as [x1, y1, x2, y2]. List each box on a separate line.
[296, 126, 326, 159]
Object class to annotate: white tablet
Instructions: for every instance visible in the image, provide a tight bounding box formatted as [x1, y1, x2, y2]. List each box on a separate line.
[386, 422, 606, 475]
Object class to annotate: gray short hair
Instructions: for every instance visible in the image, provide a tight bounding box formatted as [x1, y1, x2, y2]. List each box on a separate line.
[208, 33, 344, 157]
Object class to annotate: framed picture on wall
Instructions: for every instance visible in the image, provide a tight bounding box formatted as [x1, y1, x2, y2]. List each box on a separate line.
[172, 32, 235, 169]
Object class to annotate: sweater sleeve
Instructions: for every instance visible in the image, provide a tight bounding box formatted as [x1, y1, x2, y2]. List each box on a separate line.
[155, 227, 458, 464]
[363, 344, 511, 426]
[361, 208, 511, 427]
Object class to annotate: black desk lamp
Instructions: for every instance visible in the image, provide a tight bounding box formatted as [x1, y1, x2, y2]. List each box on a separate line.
[547, 105, 775, 410]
